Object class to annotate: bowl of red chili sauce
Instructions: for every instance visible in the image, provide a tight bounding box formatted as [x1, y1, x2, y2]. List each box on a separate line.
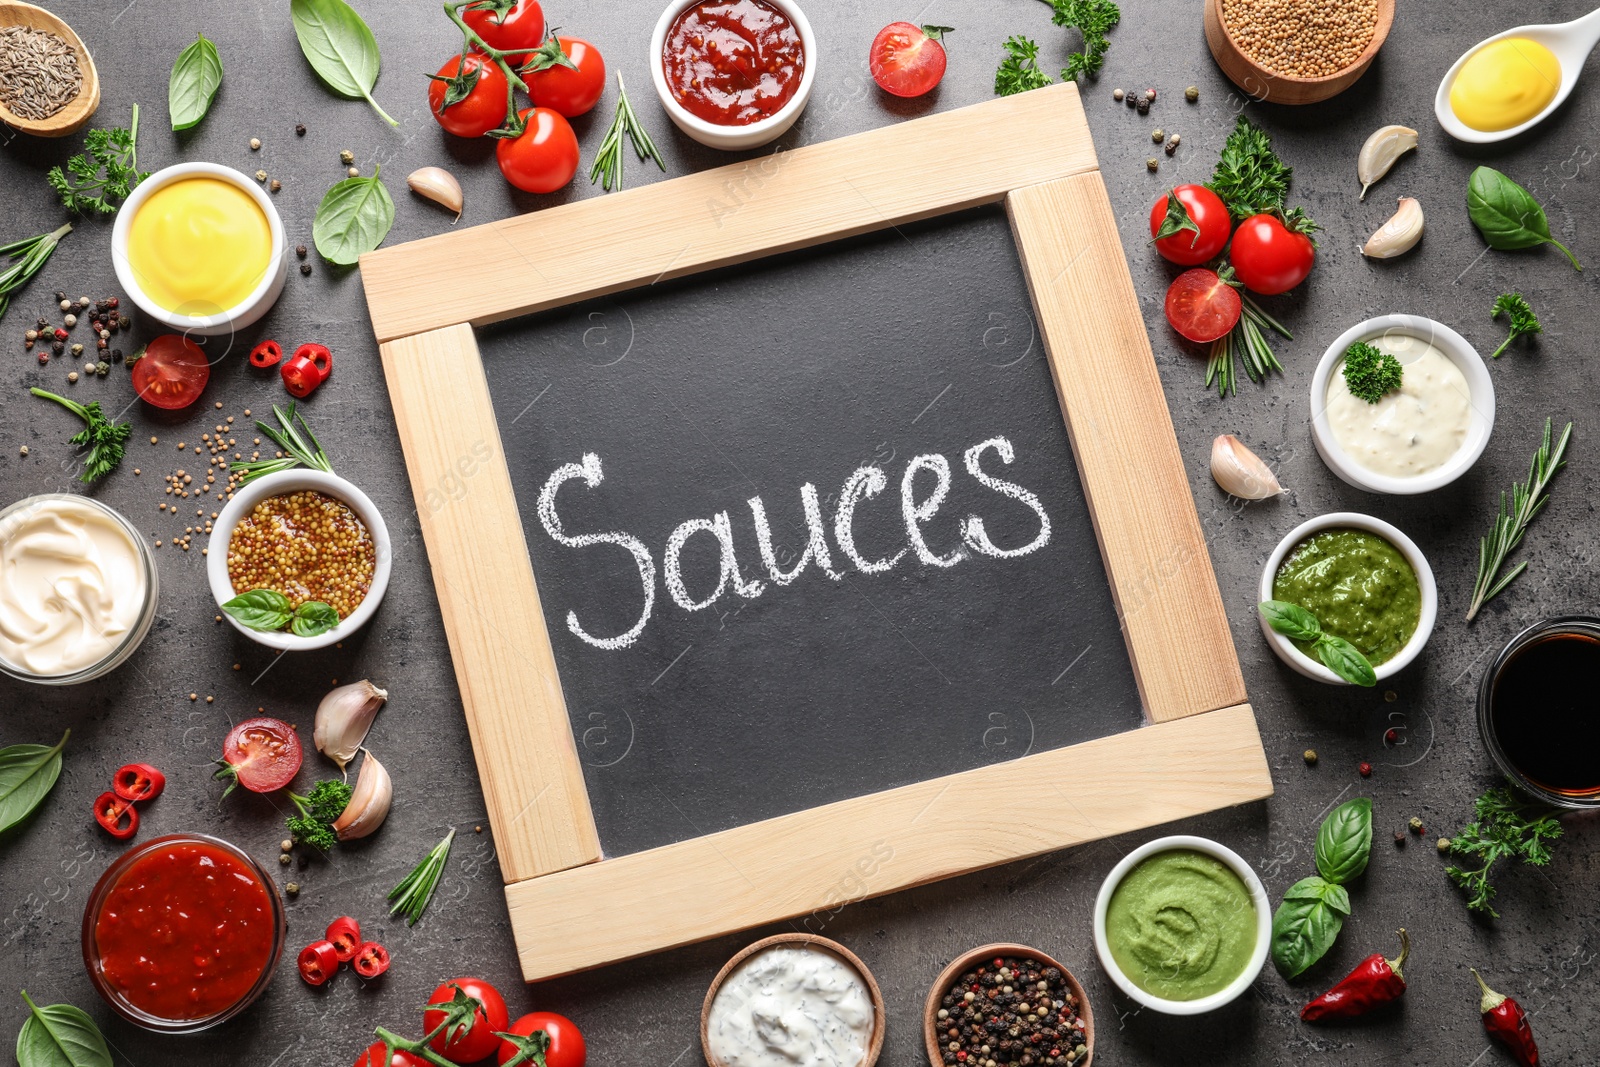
[651, 0, 815, 150]
[82, 834, 285, 1033]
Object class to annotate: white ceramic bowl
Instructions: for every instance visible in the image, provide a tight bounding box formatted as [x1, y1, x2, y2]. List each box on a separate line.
[207, 470, 390, 651]
[1310, 314, 1494, 495]
[112, 162, 288, 337]
[1093, 835, 1271, 1016]
[1259, 512, 1437, 685]
[649, 0, 816, 150]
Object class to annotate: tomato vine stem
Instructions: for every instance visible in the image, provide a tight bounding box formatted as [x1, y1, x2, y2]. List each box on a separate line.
[442, 0, 538, 137]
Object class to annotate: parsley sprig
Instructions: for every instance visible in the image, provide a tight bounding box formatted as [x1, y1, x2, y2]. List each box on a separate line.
[29, 388, 131, 483]
[285, 779, 354, 852]
[1489, 292, 1541, 359]
[1208, 115, 1318, 234]
[995, 36, 1053, 96]
[1342, 341, 1403, 403]
[994, 0, 1119, 94]
[1446, 786, 1563, 917]
[1467, 417, 1572, 621]
[47, 104, 148, 215]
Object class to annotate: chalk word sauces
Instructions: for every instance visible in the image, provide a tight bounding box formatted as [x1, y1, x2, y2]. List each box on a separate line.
[537, 436, 1052, 650]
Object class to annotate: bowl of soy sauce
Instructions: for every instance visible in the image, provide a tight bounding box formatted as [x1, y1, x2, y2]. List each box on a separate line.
[1478, 616, 1600, 808]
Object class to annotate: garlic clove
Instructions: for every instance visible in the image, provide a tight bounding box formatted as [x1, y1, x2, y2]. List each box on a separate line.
[314, 679, 388, 773]
[407, 166, 463, 219]
[1357, 125, 1418, 201]
[332, 749, 393, 841]
[1361, 197, 1424, 259]
[1211, 434, 1284, 500]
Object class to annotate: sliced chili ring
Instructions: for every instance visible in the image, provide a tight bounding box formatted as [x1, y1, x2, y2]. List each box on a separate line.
[352, 941, 390, 979]
[93, 792, 138, 840]
[325, 915, 362, 962]
[280, 344, 332, 398]
[297, 939, 340, 986]
[249, 339, 284, 368]
[112, 762, 166, 802]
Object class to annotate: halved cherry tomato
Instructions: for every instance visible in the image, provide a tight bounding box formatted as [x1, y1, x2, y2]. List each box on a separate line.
[93, 792, 138, 840]
[216, 716, 303, 795]
[429, 53, 512, 139]
[869, 23, 952, 98]
[250, 340, 283, 368]
[463, 0, 545, 54]
[298, 940, 339, 986]
[130, 334, 210, 410]
[495, 107, 579, 194]
[112, 763, 165, 802]
[352, 941, 391, 979]
[426, 978, 510, 1063]
[522, 37, 605, 118]
[497, 1012, 586, 1067]
[281, 343, 332, 398]
[1164, 268, 1242, 343]
[1229, 213, 1317, 295]
[354, 1042, 428, 1067]
[1149, 184, 1232, 267]
[326, 916, 362, 962]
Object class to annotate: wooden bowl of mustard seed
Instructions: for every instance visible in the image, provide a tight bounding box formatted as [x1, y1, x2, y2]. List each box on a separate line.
[1203, 0, 1395, 105]
[924, 943, 1093, 1067]
[0, 1, 100, 136]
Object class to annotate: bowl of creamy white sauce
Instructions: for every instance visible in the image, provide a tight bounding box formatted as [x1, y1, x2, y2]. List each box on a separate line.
[702, 934, 884, 1067]
[1311, 314, 1494, 495]
[0, 495, 158, 684]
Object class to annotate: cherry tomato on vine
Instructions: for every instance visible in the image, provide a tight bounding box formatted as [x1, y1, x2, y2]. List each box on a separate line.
[325, 916, 362, 962]
[353, 1042, 427, 1067]
[429, 53, 512, 138]
[868, 23, 952, 98]
[463, 0, 545, 53]
[1148, 184, 1232, 267]
[298, 940, 339, 986]
[495, 107, 579, 193]
[216, 716, 303, 795]
[426, 978, 510, 1064]
[112, 763, 165, 802]
[130, 334, 209, 410]
[522, 37, 605, 118]
[1229, 213, 1316, 295]
[497, 1012, 586, 1067]
[1164, 268, 1242, 344]
[352, 942, 390, 979]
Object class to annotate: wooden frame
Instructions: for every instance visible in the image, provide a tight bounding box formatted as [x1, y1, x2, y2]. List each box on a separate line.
[362, 83, 1272, 983]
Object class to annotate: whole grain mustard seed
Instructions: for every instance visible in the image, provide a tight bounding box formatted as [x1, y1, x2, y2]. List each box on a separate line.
[227, 489, 376, 618]
[1220, 0, 1378, 78]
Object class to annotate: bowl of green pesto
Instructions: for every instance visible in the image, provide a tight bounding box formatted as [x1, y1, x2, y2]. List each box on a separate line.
[1259, 512, 1437, 684]
[1093, 836, 1270, 1015]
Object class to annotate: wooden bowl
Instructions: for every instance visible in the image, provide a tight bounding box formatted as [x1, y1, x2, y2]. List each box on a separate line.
[0, 1, 100, 136]
[1203, 0, 1394, 105]
[924, 943, 1094, 1067]
[701, 933, 886, 1067]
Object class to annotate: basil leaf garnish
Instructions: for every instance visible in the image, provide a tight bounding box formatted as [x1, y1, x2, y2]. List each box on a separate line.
[312, 167, 395, 265]
[0, 732, 69, 835]
[1315, 797, 1374, 885]
[1271, 875, 1348, 979]
[15, 992, 112, 1067]
[222, 588, 294, 632]
[289, 0, 397, 127]
[168, 33, 223, 131]
[1259, 600, 1322, 642]
[290, 601, 340, 638]
[1316, 633, 1377, 687]
[1467, 166, 1582, 271]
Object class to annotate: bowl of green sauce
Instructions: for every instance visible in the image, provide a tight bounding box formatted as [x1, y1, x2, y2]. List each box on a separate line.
[1092, 836, 1270, 1015]
[1259, 512, 1436, 685]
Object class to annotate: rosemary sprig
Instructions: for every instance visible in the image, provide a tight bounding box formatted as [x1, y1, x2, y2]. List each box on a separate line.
[1206, 290, 1289, 397]
[389, 829, 455, 926]
[588, 72, 664, 192]
[229, 401, 334, 485]
[1466, 417, 1572, 621]
[0, 223, 72, 325]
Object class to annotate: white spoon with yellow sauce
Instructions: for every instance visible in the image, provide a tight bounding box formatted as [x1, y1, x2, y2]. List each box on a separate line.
[1434, 7, 1600, 142]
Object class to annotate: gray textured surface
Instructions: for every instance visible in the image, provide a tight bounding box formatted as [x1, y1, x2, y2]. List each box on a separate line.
[1, 1, 1597, 1065]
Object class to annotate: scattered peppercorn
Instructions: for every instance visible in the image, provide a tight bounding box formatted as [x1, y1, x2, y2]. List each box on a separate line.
[66, 371, 78, 383]
[286, 882, 300, 895]
[278, 853, 291, 866]
[1144, 88, 1156, 101]
[1136, 96, 1150, 115]
[296, 244, 308, 259]
[1113, 88, 1125, 101]
[1146, 157, 1159, 171]
[70, 343, 83, 357]
[339, 149, 354, 164]
[24, 329, 37, 342]
[270, 179, 282, 193]
[1436, 837, 1452, 852]
[1384, 728, 1399, 744]
[1408, 816, 1424, 835]
[50, 341, 63, 355]
[58, 299, 70, 311]
[95, 361, 109, 377]
[36, 352, 48, 365]
[255, 169, 268, 182]
[1165, 137, 1180, 156]
[295, 123, 307, 136]
[1393, 831, 1406, 846]
[1359, 761, 1372, 777]
[300, 263, 313, 276]
[118, 315, 130, 329]
[19, 445, 29, 456]
[250, 137, 262, 150]
[347, 166, 359, 177]
[1152, 128, 1165, 142]
[52, 327, 67, 341]
[62, 314, 76, 327]
[1185, 85, 1199, 102]
[1303, 749, 1318, 766]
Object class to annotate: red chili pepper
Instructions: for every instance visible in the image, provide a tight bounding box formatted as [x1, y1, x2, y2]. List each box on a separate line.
[325, 915, 362, 962]
[297, 940, 339, 986]
[1473, 969, 1539, 1067]
[93, 792, 138, 840]
[111, 763, 165, 803]
[1301, 929, 1409, 1021]
[352, 941, 390, 979]
[249, 339, 284, 368]
[281, 343, 332, 398]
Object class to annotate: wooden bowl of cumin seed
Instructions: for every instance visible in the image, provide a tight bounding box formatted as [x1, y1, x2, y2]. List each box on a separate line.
[0, 1, 99, 137]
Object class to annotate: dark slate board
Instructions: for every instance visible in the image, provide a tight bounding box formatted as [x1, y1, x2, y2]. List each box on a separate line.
[477, 205, 1145, 858]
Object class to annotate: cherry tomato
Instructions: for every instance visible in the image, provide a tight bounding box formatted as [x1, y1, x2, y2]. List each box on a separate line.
[298, 940, 339, 986]
[429, 53, 511, 139]
[495, 107, 579, 194]
[352, 941, 390, 979]
[217, 716, 303, 795]
[868, 23, 951, 98]
[353, 1042, 428, 1067]
[497, 1012, 586, 1067]
[93, 792, 138, 840]
[249, 339, 283, 368]
[112, 763, 165, 802]
[130, 334, 210, 410]
[1149, 184, 1232, 267]
[522, 37, 605, 118]
[325, 916, 362, 962]
[281, 343, 332, 398]
[463, 0, 545, 53]
[1229, 213, 1316, 295]
[1164, 268, 1242, 344]
[426, 978, 510, 1064]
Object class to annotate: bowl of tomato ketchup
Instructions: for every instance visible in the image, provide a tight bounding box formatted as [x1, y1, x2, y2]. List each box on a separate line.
[651, 0, 815, 150]
[82, 834, 285, 1033]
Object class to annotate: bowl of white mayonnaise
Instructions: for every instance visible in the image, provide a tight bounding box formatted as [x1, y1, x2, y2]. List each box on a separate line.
[1310, 314, 1494, 495]
[0, 495, 158, 684]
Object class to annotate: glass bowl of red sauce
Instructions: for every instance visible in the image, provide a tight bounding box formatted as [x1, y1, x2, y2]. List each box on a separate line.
[651, 0, 816, 150]
[82, 834, 285, 1033]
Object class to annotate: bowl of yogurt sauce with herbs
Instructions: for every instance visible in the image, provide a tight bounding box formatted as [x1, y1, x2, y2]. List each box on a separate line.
[1259, 512, 1437, 684]
[1311, 314, 1494, 494]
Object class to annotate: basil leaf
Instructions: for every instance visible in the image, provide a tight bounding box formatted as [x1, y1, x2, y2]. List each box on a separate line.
[1271, 876, 1348, 979]
[290, 601, 340, 638]
[223, 588, 294, 632]
[1259, 600, 1321, 642]
[289, 0, 398, 127]
[16, 992, 112, 1067]
[0, 731, 69, 835]
[1468, 166, 1582, 271]
[1315, 634, 1377, 687]
[168, 33, 223, 131]
[313, 167, 395, 266]
[1315, 797, 1374, 885]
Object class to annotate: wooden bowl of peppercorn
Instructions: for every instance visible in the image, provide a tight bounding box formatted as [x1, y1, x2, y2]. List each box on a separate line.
[0, 1, 100, 136]
[924, 943, 1093, 1067]
[1202, 0, 1395, 105]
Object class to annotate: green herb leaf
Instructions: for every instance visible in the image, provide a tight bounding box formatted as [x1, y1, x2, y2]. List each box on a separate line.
[1489, 292, 1541, 359]
[30, 389, 130, 483]
[289, 0, 398, 127]
[230, 401, 335, 485]
[223, 589, 294, 632]
[389, 829, 456, 925]
[1151, 190, 1201, 246]
[494, 1027, 551, 1067]
[0, 223, 71, 327]
[1341, 340, 1403, 403]
[312, 166, 396, 265]
[1259, 600, 1321, 642]
[0, 731, 69, 835]
[1315, 633, 1378, 687]
[291, 601, 340, 638]
[15, 991, 112, 1067]
[1209, 115, 1296, 222]
[1315, 798, 1373, 884]
[286, 779, 353, 851]
[1467, 418, 1572, 621]
[1446, 786, 1564, 918]
[1047, 0, 1119, 82]
[168, 33, 223, 131]
[588, 71, 665, 193]
[994, 35, 1053, 96]
[46, 105, 147, 215]
[1467, 166, 1581, 271]
[1270, 875, 1349, 979]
